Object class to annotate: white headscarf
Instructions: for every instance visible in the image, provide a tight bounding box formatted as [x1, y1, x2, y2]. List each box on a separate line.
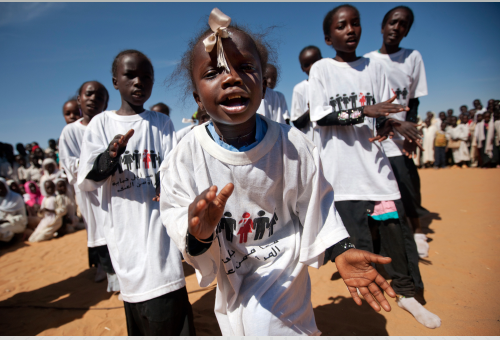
[0, 177, 25, 213]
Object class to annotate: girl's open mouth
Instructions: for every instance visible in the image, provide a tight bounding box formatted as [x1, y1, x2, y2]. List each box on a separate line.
[220, 95, 250, 113]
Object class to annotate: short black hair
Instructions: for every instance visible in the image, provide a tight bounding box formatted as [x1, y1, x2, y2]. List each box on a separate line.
[77, 80, 110, 105]
[150, 102, 170, 115]
[382, 6, 414, 32]
[299, 45, 322, 59]
[323, 4, 360, 37]
[112, 49, 154, 79]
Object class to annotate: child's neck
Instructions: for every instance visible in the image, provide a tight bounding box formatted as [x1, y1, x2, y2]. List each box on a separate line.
[380, 43, 401, 55]
[117, 100, 145, 116]
[334, 51, 359, 63]
[81, 114, 91, 126]
[213, 115, 257, 149]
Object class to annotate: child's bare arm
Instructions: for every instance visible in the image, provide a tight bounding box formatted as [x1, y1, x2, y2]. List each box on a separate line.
[335, 248, 396, 312]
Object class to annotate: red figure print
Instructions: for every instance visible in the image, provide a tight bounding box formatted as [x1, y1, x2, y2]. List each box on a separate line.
[359, 93, 366, 106]
[391, 88, 396, 96]
[237, 212, 253, 243]
[143, 149, 151, 169]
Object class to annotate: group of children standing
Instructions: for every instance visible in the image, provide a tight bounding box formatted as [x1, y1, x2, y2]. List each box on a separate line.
[0, 4, 461, 336]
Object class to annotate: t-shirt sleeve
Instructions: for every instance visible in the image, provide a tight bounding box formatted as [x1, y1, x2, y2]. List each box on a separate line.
[410, 51, 428, 99]
[308, 63, 332, 122]
[77, 119, 108, 192]
[291, 85, 306, 122]
[159, 142, 220, 287]
[294, 139, 349, 268]
[58, 128, 79, 185]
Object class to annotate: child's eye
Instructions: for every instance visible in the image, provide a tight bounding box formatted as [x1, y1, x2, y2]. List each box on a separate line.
[241, 64, 255, 72]
[204, 69, 219, 79]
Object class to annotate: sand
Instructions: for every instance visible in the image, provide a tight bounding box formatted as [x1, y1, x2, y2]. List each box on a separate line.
[0, 168, 499, 336]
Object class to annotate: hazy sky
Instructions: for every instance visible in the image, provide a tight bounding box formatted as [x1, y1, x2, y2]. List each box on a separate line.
[1, 2, 499, 148]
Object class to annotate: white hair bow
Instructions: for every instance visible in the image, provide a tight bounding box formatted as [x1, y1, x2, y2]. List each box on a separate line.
[203, 8, 231, 73]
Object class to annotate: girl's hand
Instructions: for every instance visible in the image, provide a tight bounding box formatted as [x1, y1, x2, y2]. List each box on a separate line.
[109, 129, 135, 158]
[369, 121, 394, 143]
[188, 184, 234, 240]
[364, 95, 409, 118]
[402, 139, 424, 158]
[335, 249, 396, 312]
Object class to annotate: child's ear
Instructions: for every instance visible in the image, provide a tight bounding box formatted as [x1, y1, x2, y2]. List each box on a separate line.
[324, 35, 333, 46]
[193, 91, 205, 112]
[112, 77, 119, 90]
[77, 95, 81, 107]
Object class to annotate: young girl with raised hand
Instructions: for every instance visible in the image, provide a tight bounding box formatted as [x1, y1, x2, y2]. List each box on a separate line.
[364, 5, 431, 256]
[309, 4, 440, 329]
[77, 50, 194, 336]
[160, 8, 396, 336]
[59, 81, 118, 286]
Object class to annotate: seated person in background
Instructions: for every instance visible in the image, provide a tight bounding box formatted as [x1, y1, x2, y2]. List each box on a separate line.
[29, 180, 67, 242]
[55, 178, 79, 234]
[0, 177, 27, 242]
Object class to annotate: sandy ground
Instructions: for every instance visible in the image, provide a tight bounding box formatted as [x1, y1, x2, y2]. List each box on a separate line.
[0, 168, 499, 336]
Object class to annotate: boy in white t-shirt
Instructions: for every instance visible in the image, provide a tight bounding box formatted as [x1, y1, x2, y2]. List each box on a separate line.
[77, 50, 194, 336]
[59, 80, 120, 289]
[291, 46, 322, 142]
[364, 6, 431, 257]
[309, 4, 440, 329]
[257, 64, 290, 124]
[160, 8, 397, 336]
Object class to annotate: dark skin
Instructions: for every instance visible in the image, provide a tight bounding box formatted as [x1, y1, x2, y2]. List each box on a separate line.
[293, 49, 322, 127]
[189, 29, 396, 312]
[473, 100, 482, 111]
[45, 162, 56, 175]
[56, 181, 66, 195]
[379, 8, 412, 55]
[108, 53, 155, 158]
[150, 105, 169, 116]
[42, 181, 56, 213]
[325, 7, 412, 143]
[447, 109, 453, 117]
[63, 100, 80, 124]
[439, 112, 446, 121]
[263, 64, 277, 90]
[460, 106, 468, 115]
[77, 81, 108, 126]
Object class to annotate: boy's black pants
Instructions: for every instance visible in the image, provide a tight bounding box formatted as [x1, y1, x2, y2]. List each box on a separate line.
[123, 286, 196, 336]
[335, 200, 423, 297]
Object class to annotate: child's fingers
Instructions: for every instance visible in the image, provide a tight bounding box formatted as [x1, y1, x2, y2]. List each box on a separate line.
[374, 274, 396, 298]
[347, 285, 363, 306]
[367, 282, 392, 312]
[122, 129, 135, 144]
[213, 183, 234, 208]
[384, 94, 397, 104]
[358, 286, 382, 312]
[366, 253, 392, 265]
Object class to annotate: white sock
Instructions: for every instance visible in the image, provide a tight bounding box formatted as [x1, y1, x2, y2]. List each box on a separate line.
[397, 296, 441, 329]
[414, 233, 429, 258]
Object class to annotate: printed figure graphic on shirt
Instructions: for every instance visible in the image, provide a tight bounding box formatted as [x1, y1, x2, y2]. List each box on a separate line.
[143, 150, 151, 169]
[394, 88, 402, 100]
[359, 93, 366, 106]
[342, 94, 350, 109]
[402, 87, 408, 100]
[150, 150, 158, 169]
[350, 92, 358, 109]
[335, 94, 342, 110]
[133, 150, 141, 169]
[237, 212, 253, 243]
[329, 97, 337, 112]
[122, 150, 134, 171]
[217, 211, 236, 242]
[268, 211, 278, 237]
[366, 92, 376, 105]
[253, 210, 270, 240]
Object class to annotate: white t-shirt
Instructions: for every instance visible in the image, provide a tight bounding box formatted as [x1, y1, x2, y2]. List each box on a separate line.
[59, 118, 106, 247]
[291, 80, 318, 142]
[257, 88, 289, 124]
[308, 57, 401, 202]
[159, 116, 348, 336]
[77, 110, 185, 303]
[364, 49, 428, 157]
[176, 125, 194, 141]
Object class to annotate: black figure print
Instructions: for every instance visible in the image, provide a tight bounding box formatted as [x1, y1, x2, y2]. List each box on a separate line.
[133, 150, 141, 169]
[329, 97, 337, 112]
[221, 212, 236, 242]
[122, 150, 134, 171]
[366, 93, 373, 107]
[253, 210, 270, 241]
[395, 88, 402, 100]
[350, 92, 358, 109]
[335, 94, 342, 111]
[150, 150, 158, 169]
[342, 94, 350, 109]
[402, 87, 408, 100]
[268, 211, 278, 237]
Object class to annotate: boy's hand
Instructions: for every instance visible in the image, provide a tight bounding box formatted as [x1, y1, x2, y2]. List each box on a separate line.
[369, 120, 394, 143]
[402, 139, 424, 158]
[335, 249, 396, 312]
[188, 184, 234, 240]
[109, 129, 134, 158]
[364, 95, 409, 119]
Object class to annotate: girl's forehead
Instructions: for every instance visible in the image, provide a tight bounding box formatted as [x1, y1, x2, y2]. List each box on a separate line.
[333, 7, 358, 22]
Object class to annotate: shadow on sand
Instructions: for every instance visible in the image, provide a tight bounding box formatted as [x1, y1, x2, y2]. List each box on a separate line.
[0, 268, 116, 335]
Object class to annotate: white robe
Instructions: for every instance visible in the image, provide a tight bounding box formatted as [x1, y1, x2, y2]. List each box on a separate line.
[422, 125, 437, 163]
[448, 125, 470, 162]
